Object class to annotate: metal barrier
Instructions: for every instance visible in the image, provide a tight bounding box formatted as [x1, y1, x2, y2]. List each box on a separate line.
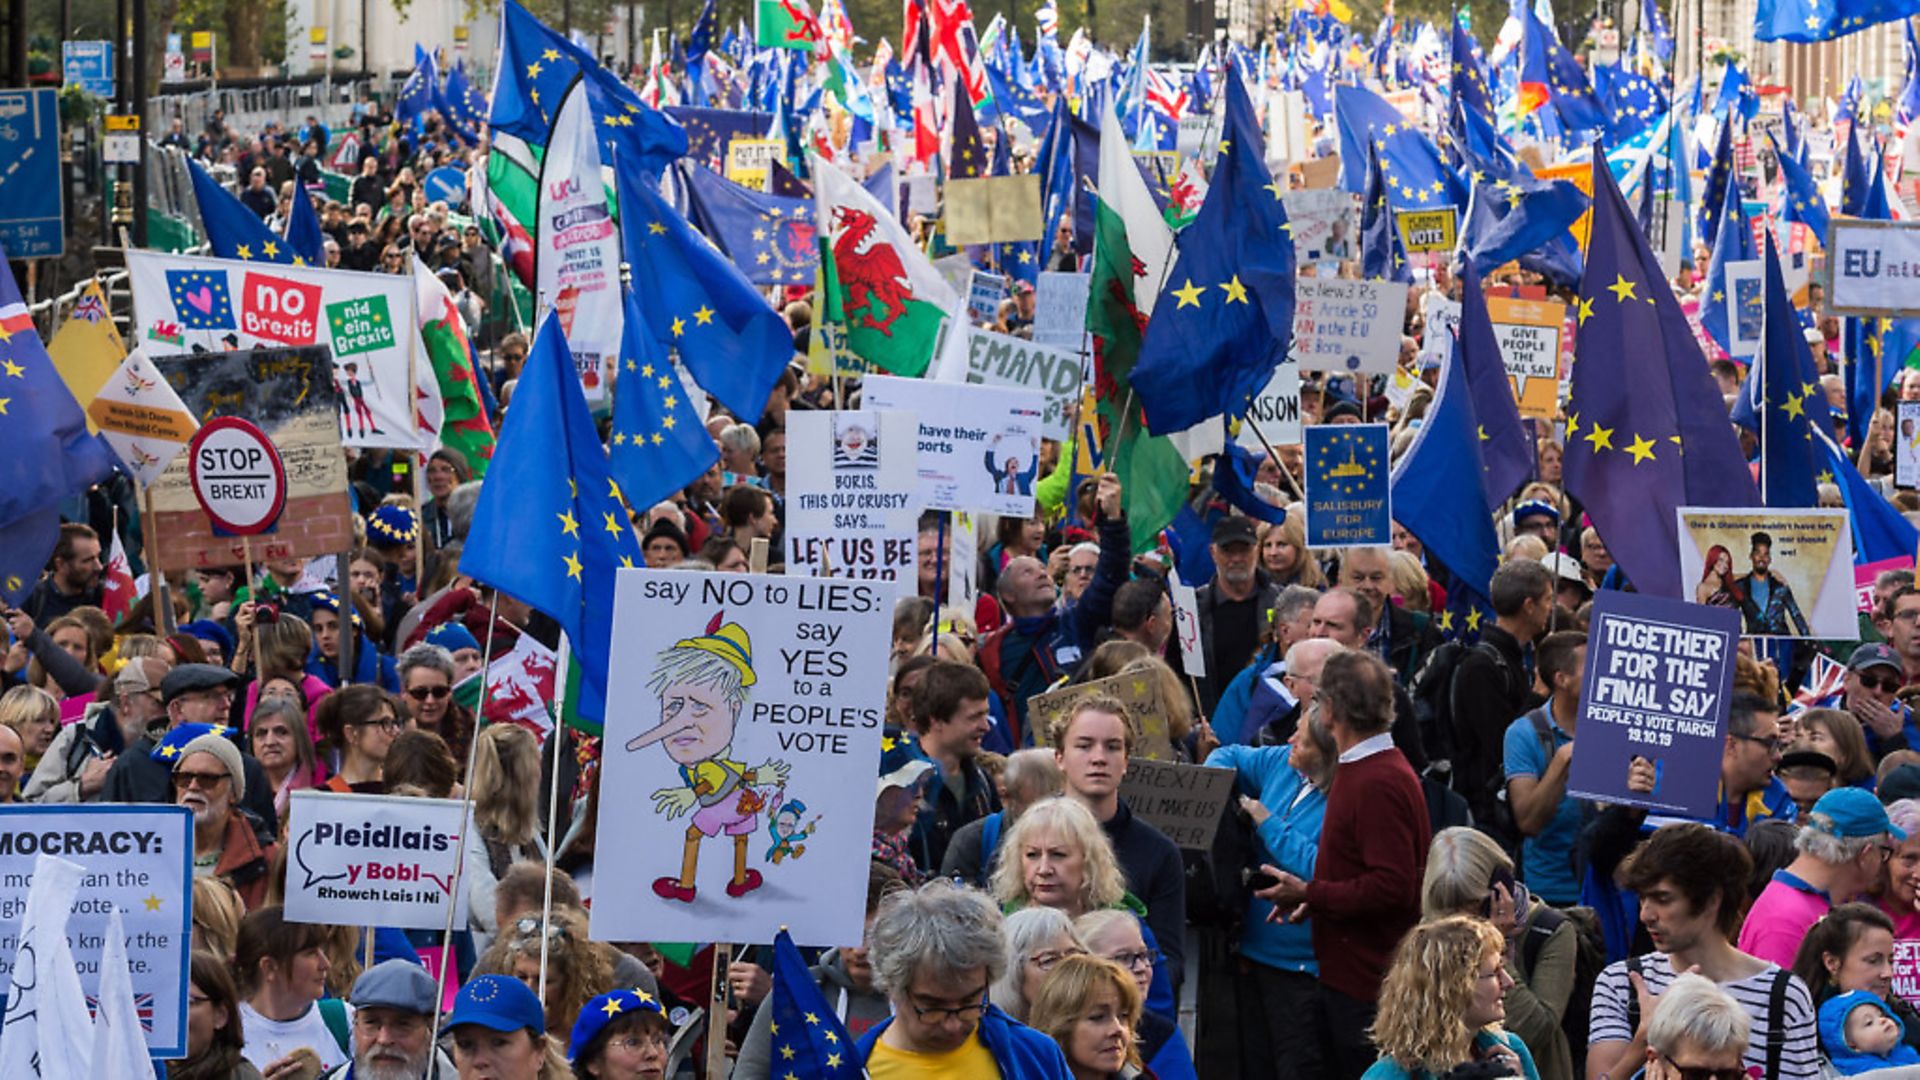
[146, 76, 399, 143]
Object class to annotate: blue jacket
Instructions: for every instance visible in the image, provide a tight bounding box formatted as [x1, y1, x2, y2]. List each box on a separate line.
[855, 1003, 1073, 1079]
[1213, 646, 1285, 746]
[1360, 1031, 1539, 1079]
[307, 636, 399, 692]
[1204, 743, 1326, 974]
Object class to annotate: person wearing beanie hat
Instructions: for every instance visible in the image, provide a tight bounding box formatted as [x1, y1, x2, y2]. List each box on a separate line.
[365, 503, 422, 623]
[1739, 787, 1908, 966]
[641, 518, 690, 568]
[178, 619, 237, 668]
[172, 729, 278, 910]
[306, 589, 400, 692]
[424, 621, 485, 681]
[567, 988, 671, 1075]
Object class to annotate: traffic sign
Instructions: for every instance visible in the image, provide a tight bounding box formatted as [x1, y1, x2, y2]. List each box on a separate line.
[62, 41, 115, 98]
[103, 113, 141, 165]
[422, 166, 466, 206]
[188, 418, 287, 535]
[0, 88, 66, 259]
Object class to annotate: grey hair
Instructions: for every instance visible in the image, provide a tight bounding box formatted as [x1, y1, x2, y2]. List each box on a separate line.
[1887, 799, 1920, 840]
[1283, 637, 1340, 673]
[445, 480, 483, 540]
[989, 906, 1079, 1021]
[718, 423, 761, 457]
[646, 643, 749, 712]
[1794, 822, 1878, 864]
[1421, 827, 1513, 919]
[1646, 973, 1751, 1057]
[1273, 585, 1322, 626]
[869, 879, 1007, 996]
[1068, 542, 1100, 561]
[1000, 749, 1064, 806]
[397, 643, 457, 686]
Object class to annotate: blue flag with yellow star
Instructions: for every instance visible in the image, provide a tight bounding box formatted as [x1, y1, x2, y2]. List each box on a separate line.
[1305, 424, 1392, 547]
[679, 163, 818, 286]
[1770, 131, 1831, 248]
[1458, 174, 1589, 284]
[1389, 329, 1500, 599]
[1702, 175, 1760, 361]
[615, 144, 793, 425]
[947, 76, 989, 180]
[1457, 272, 1535, 508]
[1362, 143, 1413, 284]
[1564, 154, 1759, 599]
[284, 185, 326, 267]
[1335, 84, 1467, 209]
[459, 310, 643, 724]
[768, 928, 863, 1079]
[1756, 0, 1920, 43]
[1699, 116, 1734, 251]
[187, 159, 304, 265]
[0, 509, 60, 608]
[1730, 236, 1832, 509]
[1131, 67, 1295, 435]
[608, 278, 720, 514]
[989, 130, 1040, 285]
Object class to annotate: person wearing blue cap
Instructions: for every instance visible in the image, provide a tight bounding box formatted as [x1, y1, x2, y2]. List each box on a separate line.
[1738, 788, 1907, 968]
[444, 974, 569, 1079]
[566, 987, 671, 1078]
[426, 621, 486, 682]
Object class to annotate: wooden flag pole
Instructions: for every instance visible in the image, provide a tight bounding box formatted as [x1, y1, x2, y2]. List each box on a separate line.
[428, 592, 502, 1040]
[140, 484, 174, 637]
[707, 537, 769, 1076]
[240, 535, 260, 672]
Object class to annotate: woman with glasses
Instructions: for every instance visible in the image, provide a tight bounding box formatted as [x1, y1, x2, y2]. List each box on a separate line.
[1026, 955, 1146, 1080]
[475, 908, 616, 1041]
[568, 988, 671, 1080]
[1636, 973, 1756, 1080]
[315, 684, 402, 793]
[1422, 827, 1574, 1080]
[1873, 800, 1920, 939]
[1364, 915, 1538, 1079]
[397, 643, 473, 768]
[991, 907, 1085, 1024]
[171, 949, 263, 1080]
[1075, 910, 1197, 1080]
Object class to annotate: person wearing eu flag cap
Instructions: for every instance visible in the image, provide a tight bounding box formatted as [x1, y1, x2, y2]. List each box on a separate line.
[445, 974, 570, 1077]
[568, 986, 672, 1078]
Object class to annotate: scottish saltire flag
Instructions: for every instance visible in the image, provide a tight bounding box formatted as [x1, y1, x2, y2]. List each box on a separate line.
[608, 278, 719, 514]
[187, 159, 304, 264]
[679, 163, 819, 285]
[1756, 0, 1920, 42]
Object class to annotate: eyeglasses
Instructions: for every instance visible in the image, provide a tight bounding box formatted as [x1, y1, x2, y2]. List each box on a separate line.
[1730, 732, 1787, 754]
[513, 916, 570, 941]
[406, 685, 451, 701]
[172, 770, 230, 790]
[607, 1031, 669, 1053]
[1860, 672, 1904, 694]
[1878, 844, 1899, 865]
[350, 716, 404, 730]
[1104, 949, 1162, 974]
[1656, 1053, 1748, 1080]
[1066, 565, 1096, 577]
[908, 985, 990, 1024]
[1028, 948, 1086, 972]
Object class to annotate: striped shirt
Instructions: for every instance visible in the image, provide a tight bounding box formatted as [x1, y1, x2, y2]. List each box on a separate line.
[1588, 952, 1819, 1080]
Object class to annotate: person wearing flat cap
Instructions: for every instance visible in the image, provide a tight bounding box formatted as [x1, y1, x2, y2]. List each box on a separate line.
[444, 974, 570, 1079]
[319, 959, 457, 1078]
[170, 725, 279, 910]
[101, 663, 282, 829]
[568, 987, 672, 1079]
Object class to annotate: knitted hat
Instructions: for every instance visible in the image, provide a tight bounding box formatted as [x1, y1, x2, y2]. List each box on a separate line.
[170, 729, 246, 801]
[368, 504, 419, 547]
[567, 988, 667, 1064]
[425, 622, 481, 654]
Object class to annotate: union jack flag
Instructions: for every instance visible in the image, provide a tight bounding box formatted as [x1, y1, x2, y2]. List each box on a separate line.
[1143, 67, 1190, 121]
[1790, 653, 1847, 714]
[72, 290, 109, 324]
[86, 991, 156, 1032]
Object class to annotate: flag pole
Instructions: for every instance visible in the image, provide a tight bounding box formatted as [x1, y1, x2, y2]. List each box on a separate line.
[537, 632, 572, 1004]
[140, 485, 174, 637]
[240, 536, 260, 671]
[932, 512, 947, 654]
[1239, 404, 1309, 505]
[429, 590, 501, 1041]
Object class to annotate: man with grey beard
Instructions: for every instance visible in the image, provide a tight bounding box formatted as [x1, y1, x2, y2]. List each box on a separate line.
[321, 961, 457, 1078]
[1190, 516, 1280, 713]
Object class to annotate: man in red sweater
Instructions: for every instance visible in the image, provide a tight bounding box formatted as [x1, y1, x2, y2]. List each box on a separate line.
[1254, 648, 1431, 1079]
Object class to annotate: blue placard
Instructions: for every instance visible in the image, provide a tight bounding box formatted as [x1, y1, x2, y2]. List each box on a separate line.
[62, 41, 115, 98]
[1304, 422, 1391, 547]
[422, 165, 467, 207]
[1565, 590, 1740, 820]
[0, 89, 66, 259]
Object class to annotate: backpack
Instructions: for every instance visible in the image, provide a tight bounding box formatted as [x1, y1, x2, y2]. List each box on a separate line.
[317, 996, 352, 1058]
[1620, 957, 1794, 1079]
[1519, 904, 1607, 1074]
[1409, 641, 1496, 781]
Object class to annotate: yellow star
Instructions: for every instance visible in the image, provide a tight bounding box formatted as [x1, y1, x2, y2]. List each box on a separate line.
[1437, 609, 1454, 632]
[1606, 274, 1638, 303]
[651, 432, 664, 445]
[527, 61, 544, 78]
[159, 743, 178, 758]
[563, 552, 584, 579]
[780, 1045, 796, 1060]
[1582, 423, 1615, 453]
[1624, 433, 1657, 464]
[612, 432, 627, 446]
[1576, 297, 1595, 326]
[657, 375, 671, 389]
[557, 509, 580, 537]
[235, 244, 252, 260]
[1781, 392, 1806, 421]
[261, 241, 279, 258]
[603, 511, 625, 537]
[1172, 279, 1206, 308]
[694, 305, 715, 325]
[640, 363, 655, 378]
[1, 360, 22, 378]
[1221, 276, 1248, 304]
[649, 221, 668, 235]
[769, 1021, 778, 1036]
[620, 555, 636, 568]
[143, 894, 163, 912]
[663, 394, 678, 410]
[824, 1031, 839, 1044]
[1817, 469, 1835, 484]
[805, 1012, 820, 1025]
[826, 1053, 842, 1067]
[662, 415, 677, 430]
[1264, 179, 1285, 200]
[1465, 608, 1483, 632]
[671, 317, 686, 337]
[602, 997, 625, 1017]
[542, 47, 561, 60]
[0, 324, 11, 343]
[1477, 424, 1489, 441]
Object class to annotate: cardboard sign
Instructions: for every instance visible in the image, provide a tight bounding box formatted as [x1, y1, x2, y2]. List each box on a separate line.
[1393, 208, 1458, 253]
[725, 138, 785, 191]
[0, 805, 193, 1057]
[283, 791, 474, 931]
[1900, 402, 1920, 489]
[595, 570, 892, 948]
[1119, 761, 1237, 850]
[785, 409, 920, 580]
[1676, 507, 1857, 639]
[1305, 423, 1391, 547]
[864, 375, 1048, 517]
[1029, 670, 1174, 758]
[1237, 360, 1302, 449]
[1169, 571, 1204, 678]
[1282, 189, 1358, 266]
[147, 345, 354, 573]
[128, 251, 422, 449]
[945, 175, 1043, 245]
[1566, 590, 1739, 820]
[1485, 295, 1566, 420]
[1032, 271, 1091, 353]
[1290, 278, 1408, 375]
[963, 328, 1083, 439]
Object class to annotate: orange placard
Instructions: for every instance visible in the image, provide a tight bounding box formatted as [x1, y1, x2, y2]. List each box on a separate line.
[1535, 162, 1596, 254]
[1485, 295, 1566, 420]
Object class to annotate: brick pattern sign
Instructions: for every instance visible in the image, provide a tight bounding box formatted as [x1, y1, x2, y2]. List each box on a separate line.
[148, 345, 353, 571]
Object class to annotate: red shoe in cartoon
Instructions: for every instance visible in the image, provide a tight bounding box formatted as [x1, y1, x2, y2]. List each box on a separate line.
[725, 869, 764, 898]
[652, 876, 696, 903]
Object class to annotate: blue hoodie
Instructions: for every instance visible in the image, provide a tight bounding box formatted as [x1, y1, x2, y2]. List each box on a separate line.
[1819, 990, 1920, 1075]
[1203, 743, 1325, 974]
[855, 1003, 1072, 1079]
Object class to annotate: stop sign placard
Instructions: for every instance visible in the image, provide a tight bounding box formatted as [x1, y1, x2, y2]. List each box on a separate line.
[187, 417, 287, 535]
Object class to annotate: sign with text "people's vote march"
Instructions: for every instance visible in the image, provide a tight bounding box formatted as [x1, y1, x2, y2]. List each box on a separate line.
[283, 791, 473, 932]
[0, 805, 193, 1056]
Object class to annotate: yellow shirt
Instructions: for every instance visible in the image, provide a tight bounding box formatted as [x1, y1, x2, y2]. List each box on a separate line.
[866, 1031, 1003, 1080]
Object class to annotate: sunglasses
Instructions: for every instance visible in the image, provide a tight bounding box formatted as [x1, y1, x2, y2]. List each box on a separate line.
[172, 770, 230, 791]
[1859, 671, 1903, 694]
[406, 685, 451, 701]
[1657, 1053, 1747, 1080]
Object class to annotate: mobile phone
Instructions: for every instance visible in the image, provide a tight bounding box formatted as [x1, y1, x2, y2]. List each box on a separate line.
[1243, 867, 1281, 892]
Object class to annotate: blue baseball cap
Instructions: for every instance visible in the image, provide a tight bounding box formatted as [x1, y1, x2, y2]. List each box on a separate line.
[568, 987, 667, 1063]
[426, 622, 481, 654]
[1807, 787, 1908, 842]
[445, 975, 545, 1035]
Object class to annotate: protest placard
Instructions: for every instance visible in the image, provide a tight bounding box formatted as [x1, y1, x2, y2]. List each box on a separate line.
[864, 374, 1048, 517]
[1237, 360, 1302, 448]
[962, 328, 1083, 439]
[784, 410, 921, 580]
[0, 805, 193, 1056]
[1282, 190, 1356, 267]
[595, 570, 892, 947]
[1676, 507, 1856, 638]
[1305, 423, 1391, 547]
[128, 252, 422, 449]
[967, 270, 1008, 326]
[1900, 402, 1920, 488]
[145, 345, 354, 573]
[1394, 209, 1458, 254]
[1896, 940, 1920, 1006]
[1720, 259, 1765, 359]
[1566, 590, 1739, 819]
[947, 511, 978, 612]
[1290, 278, 1408, 375]
[945, 175, 1043, 245]
[1119, 762, 1237, 850]
[1032, 271, 1091, 353]
[1418, 295, 1461, 369]
[725, 137, 785, 191]
[1485, 295, 1566, 420]
[1827, 219, 1920, 315]
[1169, 572, 1204, 678]
[1029, 670, 1174, 759]
[283, 791, 473, 931]
[1858, 557, 1914, 613]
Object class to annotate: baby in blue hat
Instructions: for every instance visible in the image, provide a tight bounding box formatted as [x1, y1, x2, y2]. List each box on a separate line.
[1819, 989, 1920, 1075]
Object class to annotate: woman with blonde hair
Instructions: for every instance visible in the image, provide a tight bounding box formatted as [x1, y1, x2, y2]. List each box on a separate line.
[465, 724, 548, 952]
[1365, 916, 1538, 1078]
[1084, 640, 1150, 681]
[992, 797, 1130, 919]
[1027, 954, 1148, 1080]
[474, 907, 616, 1041]
[191, 875, 247, 964]
[0, 684, 59, 778]
[1386, 550, 1433, 615]
[1257, 513, 1326, 589]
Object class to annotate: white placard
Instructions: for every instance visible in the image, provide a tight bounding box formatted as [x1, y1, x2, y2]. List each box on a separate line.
[1724, 259, 1765, 359]
[283, 791, 474, 931]
[1828, 219, 1920, 316]
[1418, 294, 1461, 368]
[535, 83, 622, 401]
[864, 375, 1049, 517]
[785, 409, 921, 580]
[1289, 277, 1408, 375]
[1281, 189, 1358, 266]
[1900, 402, 1920, 489]
[1238, 359, 1302, 448]
[594, 570, 892, 948]
[947, 510, 978, 612]
[962, 327, 1083, 439]
[1169, 570, 1204, 677]
[1032, 271, 1091, 353]
[968, 270, 1008, 326]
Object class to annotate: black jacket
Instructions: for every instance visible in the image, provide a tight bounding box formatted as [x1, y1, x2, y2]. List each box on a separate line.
[101, 733, 280, 831]
[1189, 570, 1281, 715]
[1449, 624, 1540, 828]
[1377, 604, 1442, 686]
[1102, 801, 1188, 990]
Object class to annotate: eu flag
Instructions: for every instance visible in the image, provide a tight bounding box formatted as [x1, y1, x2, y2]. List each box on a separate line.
[1730, 236, 1832, 508]
[665, 107, 773, 166]
[679, 163, 819, 286]
[1457, 272, 1535, 507]
[1756, 0, 1920, 42]
[0, 509, 59, 608]
[1818, 427, 1920, 563]
[947, 77, 989, 179]
[445, 60, 489, 130]
[1564, 153, 1759, 599]
[0, 244, 118, 575]
[187, 159, 305, 265]
[396, 45, 437, 129]
[1841, 126, 1871, 218]
[1362, 142, 1413, 284]
[284, 184, 326, 266]
[767, 929, 863, 1078]
[1335, 83, 1467, 210]
[1389, 328, 1500, 598]
[1699, 116, 1733, 249]
[459, 310, 643, 725]
[1131, 67, 1295, 435]
[609, 278, 720, 514]
[1458, 174, 1589, 283]
[1770, 131, 1830, 243]
[1450, 18, 1500, 140]
[1702, 176, 1760, 360]
[615, 144, 793, 424]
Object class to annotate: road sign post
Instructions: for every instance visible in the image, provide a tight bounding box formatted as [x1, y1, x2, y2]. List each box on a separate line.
[61, 41, 115, 98]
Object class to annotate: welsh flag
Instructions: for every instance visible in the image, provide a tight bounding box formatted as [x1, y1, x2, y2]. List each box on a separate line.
[756, 0, 823, 51]
[100, 528, 134, 622]
[1088, 100, 1189, 553]
[813, 155, 958, 377]
[452, 631, 556, 735]
[413, 257, 497, 477]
